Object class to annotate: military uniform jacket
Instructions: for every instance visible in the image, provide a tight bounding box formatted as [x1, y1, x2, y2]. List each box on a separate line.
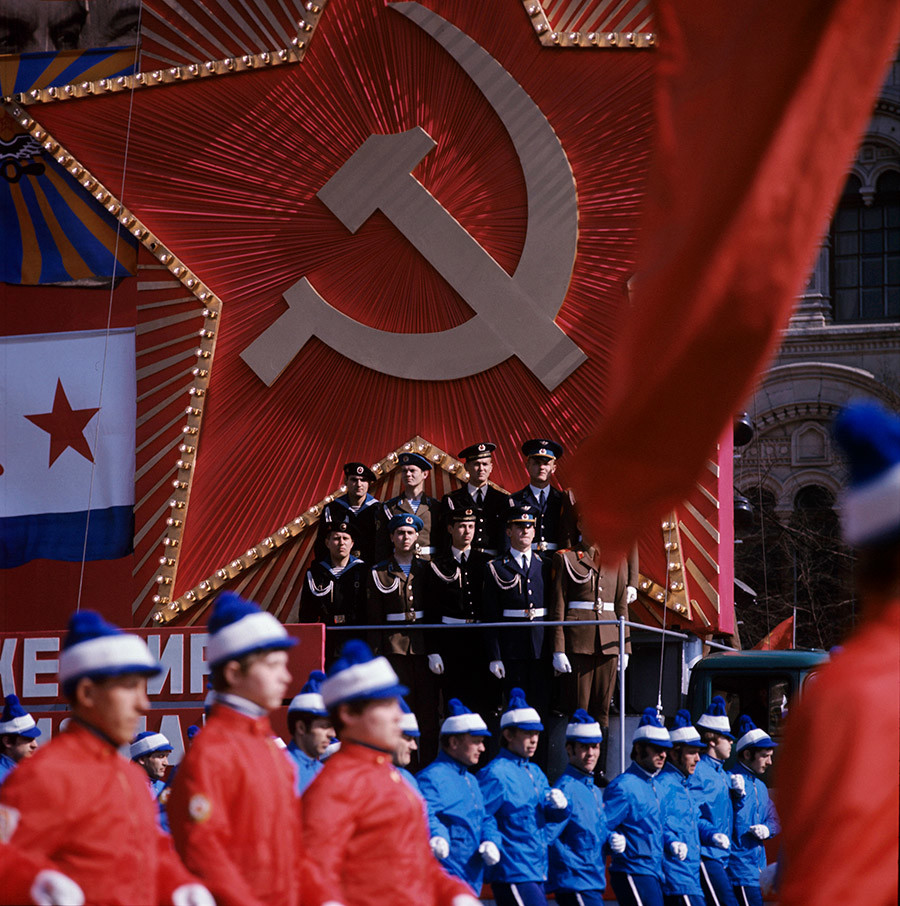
[317, 495, 381, 564]
[378, 494, 440, 559]
[603, 762, 665, 881]
[550, 546, 631, 656]
[483, 552, 546, 661]
[367, 556, 429, 655]
[424, 550, 491, 660]
[439, 486, 510, 555]
[299, 557, 367, 627]
[511, 485, 574, 555]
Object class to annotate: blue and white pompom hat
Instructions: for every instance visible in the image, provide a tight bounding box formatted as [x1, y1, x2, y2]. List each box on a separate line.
[669, 709, 703, 747]
[0, 695, 41, 739]
[440, 698, 491, 737]
[206, 592, 297, 669]
[695, 696, 734, 740]
[288, 670, 328, 717]
[499, 687, 544, 731]
[735, 715, 777, 753]
[58, 611, 160, 693]
[320, 640, 408, 709]
[399, 698, 420, 738]
[832, 400, 900, 546]
[130, 730, 172, 760]
[632, 708, 673, 748]
[387, 512, 424, 533]
[565, 709, 603, 743]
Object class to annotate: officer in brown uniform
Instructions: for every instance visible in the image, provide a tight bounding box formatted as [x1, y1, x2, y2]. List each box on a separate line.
[379, 452, 440, 561]
[367, 512, 438, 758]
[549, 514, 630, 777]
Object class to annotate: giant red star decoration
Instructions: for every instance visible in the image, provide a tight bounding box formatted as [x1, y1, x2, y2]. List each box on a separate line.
[25, 379, 100, 467]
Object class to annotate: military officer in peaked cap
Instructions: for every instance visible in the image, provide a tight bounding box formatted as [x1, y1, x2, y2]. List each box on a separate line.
[424, 507, 492, 715]
[301, 518, 368, 663]
[317, 462, 381, 565]
[439, 442, 511, 557]
[367, 512, 438, 758]
[378, 452, 441, 561]
[511, 439, 575, 568]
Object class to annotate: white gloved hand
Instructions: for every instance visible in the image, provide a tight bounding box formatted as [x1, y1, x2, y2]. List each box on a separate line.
[171, 885, 216, 906]
[626, 585, 638, 605]
[478, 840, 501, 866]
[552, 651, 572, 675]
[430, 836, 450, 860]
[608, 832, 627, 854]
[427, 654, 445, 675]
[730, 773, 746, 796]
[545, 788, 568, 810]
[669, 841, 688, 861]
[450, 896, 482, 906]
[712, 833, 731, 850]
[749, 824, 770, 840]
[621, 653, 630, 671]
[489, 660, 506, 679]
[30, 871, 85, 906]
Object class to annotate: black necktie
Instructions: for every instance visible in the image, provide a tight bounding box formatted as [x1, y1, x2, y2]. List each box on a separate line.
[461, 552, 467, 565]
[475, 489, 484, 506]
[538, 489, 546, 510]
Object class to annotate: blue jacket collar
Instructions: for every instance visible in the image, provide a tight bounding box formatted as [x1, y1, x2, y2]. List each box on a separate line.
[563, 763, 595, 785]
[498, 746, 530, 766]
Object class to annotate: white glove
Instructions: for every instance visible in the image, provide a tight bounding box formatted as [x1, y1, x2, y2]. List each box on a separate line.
[552, 651, 572, 675]
[429, 836, 450, 860]
[626, 585, 638, 604]
[749, 824, 770, 840]
[669, 841, 688, 861]
[427, 654, 445, 675]
[608, 832, 627, 853]
[451, 897, 482, 906]
[171, 885, 216, 906]
[621, 653, 630, 671]
[730, 773, 746, 797]
[30, 871, 85, 906]
[545, 788, 568, 810]
[489, 660, 506, 679]
[479, 840, 501, 866]
[712, 833, 731, 850]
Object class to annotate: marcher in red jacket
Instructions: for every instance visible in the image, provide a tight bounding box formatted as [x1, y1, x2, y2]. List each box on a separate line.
[167, 592, 318, 906]
[302, 640, 478, 906]
[0, 611, 208, 906]
[0, 840, 84, 906]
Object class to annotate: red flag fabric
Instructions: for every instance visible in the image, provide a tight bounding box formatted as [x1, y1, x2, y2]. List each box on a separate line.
[753, 615, 794, 651]
[572, 0, 900, 559]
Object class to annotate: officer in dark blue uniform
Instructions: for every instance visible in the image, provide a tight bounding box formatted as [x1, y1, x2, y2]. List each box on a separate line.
[511, 439, 575, 567]
[439, 442, 510, 556]
[378, 452, 440, 561]
[317, 462, 381, 565]
[483, 506, 551, 719]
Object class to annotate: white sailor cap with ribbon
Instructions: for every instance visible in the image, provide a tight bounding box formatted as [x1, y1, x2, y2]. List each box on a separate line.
[440, 698, 491, 737]
[632, 707, 672, 748]
[500, 687, 543, 731]
[130, 730, 172, 760]
[59, 610, 160, 692]
[0, 695, 41, 739]
[695, 696, 734, 740]
[206, 592, 297, 669]
[832, 400, 900, 547]
[735, 714, 777, 753]
[565, 709, 603, 743]
[288, 670, 328, 716]
[399, 697, 420, 738]
[669, 709, 703, 747]
[320, 640, 408, 709]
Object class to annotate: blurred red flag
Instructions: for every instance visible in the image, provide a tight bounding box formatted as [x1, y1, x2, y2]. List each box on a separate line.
[754, 615, 795, 651]
[572, 0, 900, 558]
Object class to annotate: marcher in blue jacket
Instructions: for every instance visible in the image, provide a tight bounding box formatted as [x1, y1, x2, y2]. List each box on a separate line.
[548, 710, 623, 906]
[417, 699, 502, 895]
[130, 730, 173, 833]
[728, 716, 779, 906]
[604, 708, 672, 906]
[393, 698, 444, 842]
[690, 696, 739, 906]
[656, 710, 708, 906]
[478, 688, 570, 906]
[0, 695, 41, 786]
[287, 670, 333, 795]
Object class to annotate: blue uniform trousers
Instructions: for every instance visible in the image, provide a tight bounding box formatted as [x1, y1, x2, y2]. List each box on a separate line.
[610, 872, 665, 906]
[665, 895, 706, 906]
[492, 881, 546, 906]
[556, 890, 606, 906]
[700, 860, 739, 906]
[732, 886, 763, 906]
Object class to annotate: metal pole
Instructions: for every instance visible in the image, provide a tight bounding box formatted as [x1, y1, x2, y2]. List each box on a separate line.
[618, 615, 626, 774]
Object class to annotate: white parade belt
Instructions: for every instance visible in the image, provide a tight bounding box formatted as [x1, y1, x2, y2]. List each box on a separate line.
[568, 600, 615, 612]
[442, 615, 475, 624]
[417, 546, 436, 554]
[502, 608, 547, 619]
[386, 611, 424, 622]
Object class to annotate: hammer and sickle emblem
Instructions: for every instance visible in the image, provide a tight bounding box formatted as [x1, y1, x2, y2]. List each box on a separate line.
[241, 2, 585, 391]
